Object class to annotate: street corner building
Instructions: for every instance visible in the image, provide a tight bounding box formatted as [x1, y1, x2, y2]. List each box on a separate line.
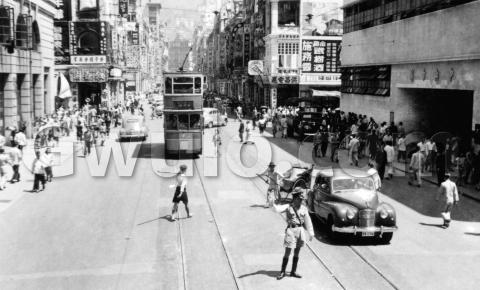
[340, 0, 480, 147]
[0, 0, 56, 137]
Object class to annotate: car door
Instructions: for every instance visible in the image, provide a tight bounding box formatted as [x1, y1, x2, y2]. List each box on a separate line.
[313, 175, 331, 219]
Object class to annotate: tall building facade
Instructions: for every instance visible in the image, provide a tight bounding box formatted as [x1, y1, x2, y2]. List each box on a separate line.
[340, 0, 479, 145]
[261, 0, 342, 108]
[0, 0, 56, 136]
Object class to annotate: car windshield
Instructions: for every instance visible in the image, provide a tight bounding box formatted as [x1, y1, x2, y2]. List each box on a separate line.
[332, 178, 374, 192]
[124, 118, 142, 130]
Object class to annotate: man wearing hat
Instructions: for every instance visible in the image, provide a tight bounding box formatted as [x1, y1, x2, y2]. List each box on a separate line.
[274, 188, 314, 280]
[436, 173, 459, 228]
[259, 162, 284, 208]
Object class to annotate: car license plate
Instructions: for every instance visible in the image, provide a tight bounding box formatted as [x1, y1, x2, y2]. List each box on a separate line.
[362, 232, 375, 237]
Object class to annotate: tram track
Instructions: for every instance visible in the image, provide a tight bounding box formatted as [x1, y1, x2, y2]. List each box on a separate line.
[171, 158, 241, 290]
[190, 158, 243, 290]
[175, 123, 400, 290]
[248, 174, 400, 290]
[219, 121, 401, 290]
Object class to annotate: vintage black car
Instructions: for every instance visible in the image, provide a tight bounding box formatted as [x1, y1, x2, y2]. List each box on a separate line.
[306, 168, 397, 243]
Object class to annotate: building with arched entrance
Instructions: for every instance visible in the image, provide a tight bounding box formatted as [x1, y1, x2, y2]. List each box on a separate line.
[0, 0, 56, 137]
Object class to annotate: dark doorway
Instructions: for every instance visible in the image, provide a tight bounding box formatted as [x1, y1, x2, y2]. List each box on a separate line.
[78, 82, 102, 107]
[411, 88, 473, 150]
[277, 85, 299, 106]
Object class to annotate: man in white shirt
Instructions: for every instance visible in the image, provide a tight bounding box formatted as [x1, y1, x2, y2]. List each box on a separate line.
[436, 173, 459, 228]
[397, 135, 407, 162]
[348, 134, 360, 166]
[42, 148, 54, 182]
[384, 141, 395, 179]
[32, 151, 46, 192]
[14, 130, 27, 151]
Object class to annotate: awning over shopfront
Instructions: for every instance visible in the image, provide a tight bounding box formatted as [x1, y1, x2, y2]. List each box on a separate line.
[310, 90, 340, 97]
[57, 72, 72, 99]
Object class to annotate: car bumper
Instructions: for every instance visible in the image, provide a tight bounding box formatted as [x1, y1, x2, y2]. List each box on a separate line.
[332, 225, 398, 235]
[119, 133, 147, 138]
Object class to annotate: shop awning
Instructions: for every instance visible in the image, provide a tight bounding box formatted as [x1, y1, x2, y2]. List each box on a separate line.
[311, 90, 341, 97]
[57, 72, 72, 99]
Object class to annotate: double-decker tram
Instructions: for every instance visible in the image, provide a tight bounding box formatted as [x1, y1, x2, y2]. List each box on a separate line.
[163, 72, 204, 157]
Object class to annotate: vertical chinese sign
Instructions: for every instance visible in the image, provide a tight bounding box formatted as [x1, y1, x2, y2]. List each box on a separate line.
[119, 0, 128, 17]
[301, 39, 341, 73]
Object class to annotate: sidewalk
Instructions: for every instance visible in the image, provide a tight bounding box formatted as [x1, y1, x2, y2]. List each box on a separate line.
[0, 129, 119, 214]
[257, 124, 480, 203]
[391, 160, 480, 202]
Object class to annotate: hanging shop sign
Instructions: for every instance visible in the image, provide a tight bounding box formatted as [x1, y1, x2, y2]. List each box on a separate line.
[270, 75, 299, 84]
[119, 0, 128, 17]
[69, 68, 108, 83]
[248, 60, 264, 76]
[244, 31, 250, 64]
[71, 55, 107, 64]
[270, 87, 277, 109]
[301, 39, 340, 73]
[109, 68, 123, 78]
[300, 73, 341, 85]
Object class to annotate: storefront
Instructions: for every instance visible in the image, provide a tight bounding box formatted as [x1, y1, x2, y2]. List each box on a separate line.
[69, 67, 108, 107]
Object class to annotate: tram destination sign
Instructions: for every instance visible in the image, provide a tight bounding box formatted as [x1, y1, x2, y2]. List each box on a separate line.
[173, 101, 194, 110]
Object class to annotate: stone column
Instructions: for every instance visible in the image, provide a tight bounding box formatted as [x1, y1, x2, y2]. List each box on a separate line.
[3, 74, 19, 130]
[271, 0, 279, 34]
[45, 68, 54, 115]
[20, 73, 33, 137]
[34, 74, 44, 118]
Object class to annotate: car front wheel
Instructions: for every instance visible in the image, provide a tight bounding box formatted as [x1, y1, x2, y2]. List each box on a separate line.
[379, 232, 393, 244]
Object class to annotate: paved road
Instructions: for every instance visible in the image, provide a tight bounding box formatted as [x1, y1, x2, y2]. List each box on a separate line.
[0, 107, 479, 289]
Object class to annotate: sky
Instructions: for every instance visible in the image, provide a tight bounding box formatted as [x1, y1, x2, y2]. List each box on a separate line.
[146, 0, 211, 41]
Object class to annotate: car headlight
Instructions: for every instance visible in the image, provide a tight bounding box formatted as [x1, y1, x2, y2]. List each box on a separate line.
[346, 209, 355, 220]
[379, 209, 389, 219]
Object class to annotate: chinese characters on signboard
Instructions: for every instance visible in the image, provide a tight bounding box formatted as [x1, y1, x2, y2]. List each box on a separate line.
[71, 55, 107, 64]
[174, 101, 194, 110]
[270, 75, 299, 84]
[128, 30, 139, 45]
[244, 25, 250, 65]
[69, 68, 108, 83]
[270, 87, 277, 109]
[301, 39, 340, 73]
[125, 46, 140, 68]
[119, 0, 128, 17]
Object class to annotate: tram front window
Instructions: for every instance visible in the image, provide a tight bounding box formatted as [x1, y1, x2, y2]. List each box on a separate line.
[189, 114, 201, 129]
[178, 114, 189, 130]
[165, 77, 172, 94]
[194, 77, 202, 94]
[173, 84, 193, 94]
[166, 115, 178, 130]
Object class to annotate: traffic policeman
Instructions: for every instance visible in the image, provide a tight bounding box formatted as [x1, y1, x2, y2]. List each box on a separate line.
[274, 187, 314, 280]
